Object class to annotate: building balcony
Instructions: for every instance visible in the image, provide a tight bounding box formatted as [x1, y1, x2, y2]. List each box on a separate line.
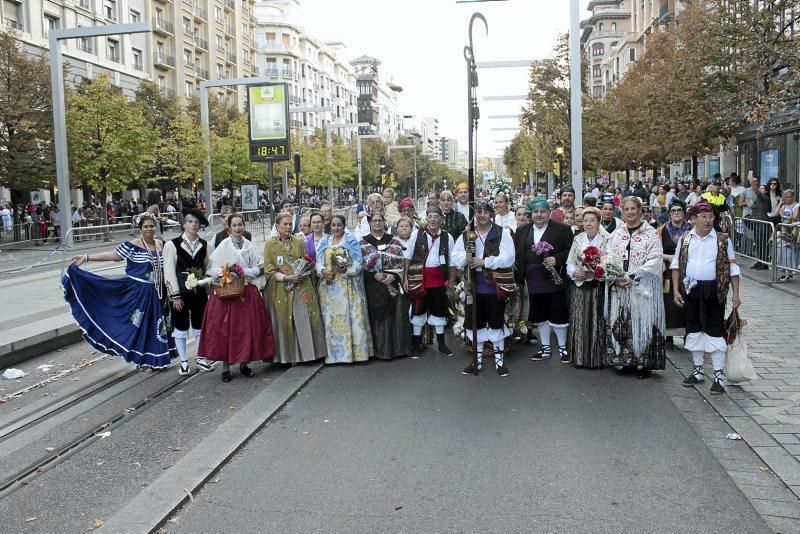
[282, 69, 293, 78]
[154, 0, 171, 4]
[160, 86, 176, 98]
[225, 52, 236, 63]
[193, 5, 207, 21]
[251, 66, 259, 76]
[194, 36, 208, 50]
[289, 95, 300, 105]
[78, 42, 93, 54]
[185, 58, 196, 69]
[197, 68, 209, 79]
[224, 23, 235, 36]
[76, 0, 90, 10]
[152, 18, 174, 36]
[258, 41, 296, 56]
[154, 53, 176, 69]
[264, 67, 279, 77]
[223, 0, 235, 10]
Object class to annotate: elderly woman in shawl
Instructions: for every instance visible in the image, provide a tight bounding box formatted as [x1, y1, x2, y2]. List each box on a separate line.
[317, 214, 373, 364]
[604, 196, 666, 378]
[360, 212, 412, 359]
[264, 212, 326, 365]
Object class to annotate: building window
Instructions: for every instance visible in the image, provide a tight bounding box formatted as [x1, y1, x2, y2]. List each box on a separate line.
[44, 15, 59, 37]
[132, 48, 142, 70]
[157, 75, 165, 89]
[185, 81, 194, 98]
[629, 48, 636, 62]
[265, 32, 275, 42]
[130, 9, 140, 23]
[592, 65, 601, 78]
[107, 39, 119, 62]
[104, 0, 117, 21]
[611, 22, 617, 32]
[592, 43, 604, 56]
[217, 63, 224, 77]
[214, 6, 223, 22]
[598, 23, 604, 32]
[215, 35, 224, 49]
[184, 49, 193, 66]
[183, 17, 192, 34]
[79, 36, 92, 53]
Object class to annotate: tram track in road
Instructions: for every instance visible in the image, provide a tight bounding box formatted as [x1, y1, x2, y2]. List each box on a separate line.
[0, 337, 207, 500]
[0, 364, 206, 500]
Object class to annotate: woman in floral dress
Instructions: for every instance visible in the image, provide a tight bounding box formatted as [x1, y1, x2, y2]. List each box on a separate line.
[316, 215, 373, 364]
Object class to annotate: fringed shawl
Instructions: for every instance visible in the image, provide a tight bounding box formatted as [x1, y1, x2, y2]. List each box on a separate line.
[605, 223, 665, 358]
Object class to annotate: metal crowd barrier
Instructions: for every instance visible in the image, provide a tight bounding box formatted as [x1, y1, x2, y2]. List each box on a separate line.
[776, 222, 800, 279]
[732, 217, 778, 282]
[59, 222, 135, 273]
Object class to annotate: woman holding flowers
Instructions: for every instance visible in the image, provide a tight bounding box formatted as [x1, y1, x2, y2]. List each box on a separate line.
[197, 213, 275, 382]
[603, 196, 666, 378]
[264, 212, 327, 365]
[316, 214, 373, 364]
[565, 207, 610, 368]
[360, 212, 412, 360]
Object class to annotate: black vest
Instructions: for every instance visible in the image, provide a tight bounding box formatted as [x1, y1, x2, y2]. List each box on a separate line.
[411, 229, 450, 277]
[171, 236, 208, 272]
[479, 223, 503, 260]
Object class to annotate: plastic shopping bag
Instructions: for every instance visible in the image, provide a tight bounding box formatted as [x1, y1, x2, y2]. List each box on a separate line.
[725, 333, 758, 384]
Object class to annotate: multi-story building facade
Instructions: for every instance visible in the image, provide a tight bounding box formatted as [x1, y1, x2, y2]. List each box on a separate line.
[403, 115, 438, 157]
[350, 54, 404, 141]
[440, 137, 458, 166]
[580, 0, 631, 98]
[599, 0, 678, 96]
[1, 0, 258, 104]
[253, 0, 359, 140]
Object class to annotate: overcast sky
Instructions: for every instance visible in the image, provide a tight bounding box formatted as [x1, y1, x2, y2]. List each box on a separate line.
[295, 0, 592, 158]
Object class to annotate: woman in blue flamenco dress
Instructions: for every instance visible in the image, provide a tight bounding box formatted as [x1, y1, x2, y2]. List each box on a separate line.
[61, 213, 178, 369]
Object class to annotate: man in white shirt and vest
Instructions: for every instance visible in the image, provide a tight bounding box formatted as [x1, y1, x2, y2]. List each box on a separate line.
[671, 200, 741, 395]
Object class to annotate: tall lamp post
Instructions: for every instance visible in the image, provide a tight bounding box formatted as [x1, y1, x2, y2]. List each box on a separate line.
[49, 22, 151, 246]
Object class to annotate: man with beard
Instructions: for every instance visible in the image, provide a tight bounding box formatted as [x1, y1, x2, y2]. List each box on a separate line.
[551, 186, 576, 222]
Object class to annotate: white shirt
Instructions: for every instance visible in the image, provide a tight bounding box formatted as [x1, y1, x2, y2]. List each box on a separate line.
[669, 228, 741, 281]
[403, 228, 455, 268]
[493, 211, 516, 231]
[452, 226, 515, 270]
[665, 190, 677, 207]
[532, 223, 548, 244]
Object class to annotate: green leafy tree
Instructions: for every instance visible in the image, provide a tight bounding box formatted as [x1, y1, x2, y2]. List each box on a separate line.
[67, 76, 155, 223]
[134, 82, 203, 200]
[210, 115, 261, 204]
[186, 93, 241, 137]
[0, 29, 54, 190]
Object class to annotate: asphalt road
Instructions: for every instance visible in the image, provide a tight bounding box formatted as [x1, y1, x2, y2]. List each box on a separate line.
[169, 342, 770, 533]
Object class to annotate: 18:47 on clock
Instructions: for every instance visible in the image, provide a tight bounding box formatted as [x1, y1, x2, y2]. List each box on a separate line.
[249, 141, 290, 162]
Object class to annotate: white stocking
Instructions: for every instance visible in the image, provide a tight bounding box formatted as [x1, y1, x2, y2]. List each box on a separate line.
[553, 325, 568, 348]
[691, 351, 705, 379]
[175, 337, 188, 363]
[494, 339, 505, 368]
[537, 322, 552, 348]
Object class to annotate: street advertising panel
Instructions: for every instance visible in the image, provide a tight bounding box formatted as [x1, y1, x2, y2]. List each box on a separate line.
[248, 83, 290, 162]
[241, 184, 259, 211]
[759, 149, 780, 184]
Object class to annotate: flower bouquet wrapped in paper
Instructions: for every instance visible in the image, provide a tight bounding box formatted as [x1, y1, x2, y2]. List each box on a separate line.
[285, 255, 315, 292]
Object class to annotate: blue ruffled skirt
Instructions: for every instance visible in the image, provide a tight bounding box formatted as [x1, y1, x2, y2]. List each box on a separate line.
[61, 264, 177, 368]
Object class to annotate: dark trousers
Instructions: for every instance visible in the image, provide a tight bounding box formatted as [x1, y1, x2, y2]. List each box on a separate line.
[172, 291, 208, 331]
[684, 280, 724, 338]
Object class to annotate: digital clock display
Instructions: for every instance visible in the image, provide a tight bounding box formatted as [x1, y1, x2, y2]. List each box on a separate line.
[249, 141, 290, 162]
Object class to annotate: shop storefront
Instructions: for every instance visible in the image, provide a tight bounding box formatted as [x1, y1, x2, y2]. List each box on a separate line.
[737, 119, 800, 190]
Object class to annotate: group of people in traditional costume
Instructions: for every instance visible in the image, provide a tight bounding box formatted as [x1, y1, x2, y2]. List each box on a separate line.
[62, 185, 742, 394]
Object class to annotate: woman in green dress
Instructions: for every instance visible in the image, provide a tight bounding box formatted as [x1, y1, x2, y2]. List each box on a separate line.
[263, 212, 327, 364]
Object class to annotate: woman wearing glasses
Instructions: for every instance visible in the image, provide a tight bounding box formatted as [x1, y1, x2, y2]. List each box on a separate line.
[659, 200, 692, 341]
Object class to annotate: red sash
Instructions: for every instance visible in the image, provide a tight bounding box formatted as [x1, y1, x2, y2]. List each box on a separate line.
[423, 266, 446, 289]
